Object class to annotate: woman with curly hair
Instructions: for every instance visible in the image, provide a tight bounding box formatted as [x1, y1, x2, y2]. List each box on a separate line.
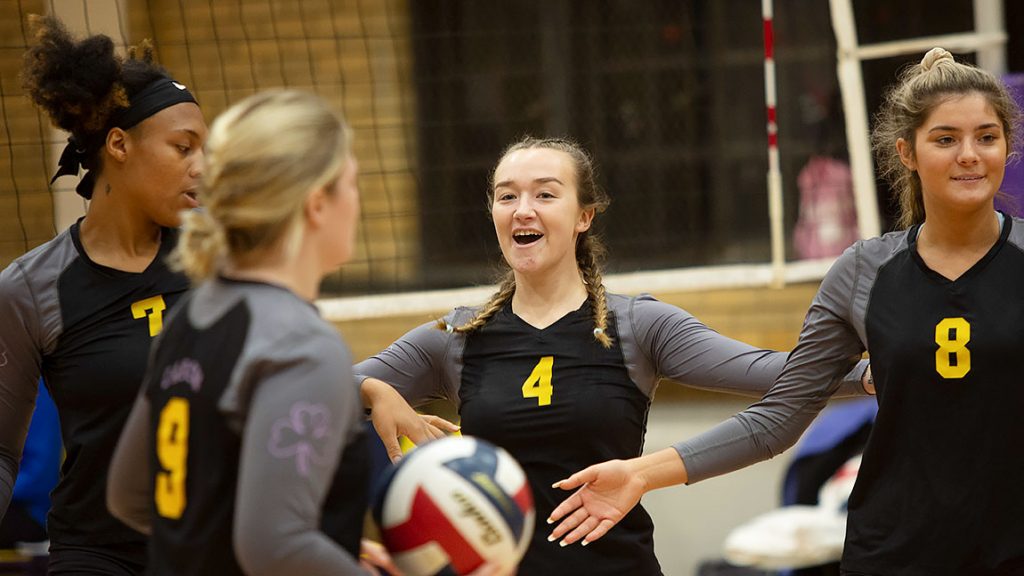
[0, 15, 206, 574]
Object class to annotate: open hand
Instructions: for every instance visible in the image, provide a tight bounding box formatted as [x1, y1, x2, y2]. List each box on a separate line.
[546, 459, 645, 547]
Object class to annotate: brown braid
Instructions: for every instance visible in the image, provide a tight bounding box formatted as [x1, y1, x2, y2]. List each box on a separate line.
[440, 136, 613, 345]
[440, 272, 517, 333]
[577, 233, 612, 347]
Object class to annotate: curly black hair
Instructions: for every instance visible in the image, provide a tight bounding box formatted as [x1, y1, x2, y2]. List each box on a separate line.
[21, 15, 172, 186]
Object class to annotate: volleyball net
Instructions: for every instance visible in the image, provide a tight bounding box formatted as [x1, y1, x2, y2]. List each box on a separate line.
[0, 0, 1009, 321]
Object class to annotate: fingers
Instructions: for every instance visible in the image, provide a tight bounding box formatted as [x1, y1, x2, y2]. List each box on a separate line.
[584, 519, 616, 545]
[421, 414, 461, 433]
[360, 539, 403, 576]
[551, 467, 594, 492]
[546, 486, 585, 523]
[547, 506, 590, 543]
[405, 423, 445, 444]
[382, 436, 404, 463]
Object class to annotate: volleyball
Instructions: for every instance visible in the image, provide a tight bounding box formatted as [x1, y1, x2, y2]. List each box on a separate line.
[372, 436, 534, 576]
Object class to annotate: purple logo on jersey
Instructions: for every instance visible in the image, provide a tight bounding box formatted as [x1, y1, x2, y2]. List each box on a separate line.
[160, 358, 203, 392]
[267, 402, 332, 477]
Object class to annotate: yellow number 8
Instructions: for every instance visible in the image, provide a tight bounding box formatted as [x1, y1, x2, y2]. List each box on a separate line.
[155, 397, 190, 519]
[935, 317, 970, 379]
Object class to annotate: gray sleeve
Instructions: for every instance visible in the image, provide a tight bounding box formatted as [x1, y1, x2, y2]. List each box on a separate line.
[233, 336, 365, 576]
[107, 391, 154, 534]
[673, 248, 866, 483]
[632, 296, 866, 397]
[352, 317, 457, 408]
[0, 262, 43, 519]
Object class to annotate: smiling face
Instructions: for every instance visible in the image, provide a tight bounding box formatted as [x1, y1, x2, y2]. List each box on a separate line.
[120, 101, 207, 227]
[491, 147, 594, 280]
[897, 92, 1008, 217]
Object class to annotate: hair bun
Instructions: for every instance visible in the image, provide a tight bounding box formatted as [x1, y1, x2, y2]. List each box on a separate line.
[921, 47, 953, 71]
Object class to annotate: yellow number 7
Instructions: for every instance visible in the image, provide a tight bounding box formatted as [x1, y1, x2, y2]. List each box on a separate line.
[521, 356, 554, 406]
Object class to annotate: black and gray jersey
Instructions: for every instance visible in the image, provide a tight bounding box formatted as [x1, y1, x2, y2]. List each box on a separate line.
[134, 277, 369, 575]
[0, 221, 187, 549]
[355, 293, 867, 575]
[677, 213, 1024, 575]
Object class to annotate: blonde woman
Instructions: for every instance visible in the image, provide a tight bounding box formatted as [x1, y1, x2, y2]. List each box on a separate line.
[107, 90, 378, 575]
[549, 49, 1024, 575]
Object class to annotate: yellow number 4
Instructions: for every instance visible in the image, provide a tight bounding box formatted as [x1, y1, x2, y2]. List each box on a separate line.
[156, 397, 190, 519]
[522, 356, 554, 406]
[935, 317, 970, 379]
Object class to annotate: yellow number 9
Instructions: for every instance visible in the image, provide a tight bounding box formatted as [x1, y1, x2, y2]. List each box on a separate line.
[155, 397, 190, 519]
[935, 317, 970, 379]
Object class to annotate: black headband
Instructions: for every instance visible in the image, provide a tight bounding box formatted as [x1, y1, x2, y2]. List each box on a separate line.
[51, 77, 198, 199]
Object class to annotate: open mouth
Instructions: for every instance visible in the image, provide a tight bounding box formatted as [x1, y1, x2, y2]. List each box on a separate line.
[513, 231, 543, 245]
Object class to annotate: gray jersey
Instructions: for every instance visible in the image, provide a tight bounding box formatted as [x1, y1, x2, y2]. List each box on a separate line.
[355, 292, 866, 408]
[355, 293, 865, 574]
[682, 215, 1024, 574]
[108, 277, 368, 576]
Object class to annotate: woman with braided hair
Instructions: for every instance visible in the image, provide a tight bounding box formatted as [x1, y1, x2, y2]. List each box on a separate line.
[547, 48, 1024, 575]
[358, 136, 869, 575]
[0, 15, 205, 574]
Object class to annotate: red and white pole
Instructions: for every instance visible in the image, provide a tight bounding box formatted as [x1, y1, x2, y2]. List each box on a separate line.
[763, 0, 786, 287]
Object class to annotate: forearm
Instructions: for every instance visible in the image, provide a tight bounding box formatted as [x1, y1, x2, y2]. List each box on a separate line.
[630, 447, 689, 492]
[107, 395, 154, 534]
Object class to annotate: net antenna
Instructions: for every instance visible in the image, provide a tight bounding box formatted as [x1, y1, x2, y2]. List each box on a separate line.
[762, 0, 785, 289]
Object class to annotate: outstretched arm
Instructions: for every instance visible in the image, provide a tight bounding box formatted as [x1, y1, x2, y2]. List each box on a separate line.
[547, 448, 687, 546]
[549, 250, 865, 545]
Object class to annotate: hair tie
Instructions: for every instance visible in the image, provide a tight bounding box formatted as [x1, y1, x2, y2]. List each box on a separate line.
[593, 328, 604, 337]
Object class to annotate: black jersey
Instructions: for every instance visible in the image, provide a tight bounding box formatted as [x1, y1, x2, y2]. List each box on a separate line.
[460, 302, 659, 574]
[117, 277, 369, 575]
[0, 221, 187, 549]
[354, 293, 868, 575]
[678, 213, 1024, 575]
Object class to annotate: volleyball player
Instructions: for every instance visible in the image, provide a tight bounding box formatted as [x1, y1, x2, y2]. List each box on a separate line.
[357, 136, 870, 575]
[547, 48, 1024, 575]
[0, 16, 205, 574]
[103, 90, 386, 575]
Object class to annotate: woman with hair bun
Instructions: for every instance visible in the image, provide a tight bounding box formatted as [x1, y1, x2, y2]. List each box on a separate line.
[549, 48, 1024, 575]
[0, 15, 206, 574]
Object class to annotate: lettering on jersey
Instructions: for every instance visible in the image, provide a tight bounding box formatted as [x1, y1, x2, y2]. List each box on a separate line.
[935, 317, 971, 379]
[451, 489, 502, 545]
[160, 358, 204, 393]
[521, 356, 554, 406]
[268, 401, 332, 477]
[131, 295, 167, 337]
